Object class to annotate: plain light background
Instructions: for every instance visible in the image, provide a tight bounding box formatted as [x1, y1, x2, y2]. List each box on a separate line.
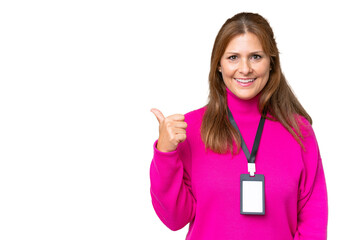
[0, 0, 359, 239]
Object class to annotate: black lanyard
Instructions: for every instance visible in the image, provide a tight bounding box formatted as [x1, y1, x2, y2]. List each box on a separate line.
[227, 107, 266, 164]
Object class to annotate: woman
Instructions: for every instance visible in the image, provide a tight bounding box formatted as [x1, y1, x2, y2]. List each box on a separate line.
[150, 12, 328, 240]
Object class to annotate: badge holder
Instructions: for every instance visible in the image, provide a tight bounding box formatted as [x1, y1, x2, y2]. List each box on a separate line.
[227, 107, 266, 215]
[240, 163, 265, 215]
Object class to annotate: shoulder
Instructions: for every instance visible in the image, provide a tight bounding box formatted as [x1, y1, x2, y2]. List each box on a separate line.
[183, 105, 207, 126]
[294, 115, 321, 169]
[265, 113, 318, 151]
[179, 106, 207, 144]
[295, 114, 315, 140]
[267, 112, 315, 138]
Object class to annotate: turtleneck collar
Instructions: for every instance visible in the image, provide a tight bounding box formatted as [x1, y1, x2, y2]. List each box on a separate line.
[226, 87, 261, 118]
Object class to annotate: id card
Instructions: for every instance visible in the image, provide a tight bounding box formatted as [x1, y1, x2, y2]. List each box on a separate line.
[240, 174, 265, 215]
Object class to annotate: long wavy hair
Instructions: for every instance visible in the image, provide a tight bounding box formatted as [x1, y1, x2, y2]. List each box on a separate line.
[200, 12, 312, 155]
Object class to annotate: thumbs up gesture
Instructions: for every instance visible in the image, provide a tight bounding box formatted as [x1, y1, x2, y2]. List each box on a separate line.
[151, 108, 188, 152]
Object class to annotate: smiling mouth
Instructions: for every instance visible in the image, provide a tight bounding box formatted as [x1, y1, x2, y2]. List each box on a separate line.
[234, 78, 257, 83]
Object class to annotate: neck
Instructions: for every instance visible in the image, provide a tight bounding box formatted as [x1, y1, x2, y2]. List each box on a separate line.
[226, 87, 261, 118]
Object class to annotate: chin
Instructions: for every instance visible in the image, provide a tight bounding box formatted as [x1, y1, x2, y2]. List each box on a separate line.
[240, 95, 254, 100]
[232, 89, 254, 99]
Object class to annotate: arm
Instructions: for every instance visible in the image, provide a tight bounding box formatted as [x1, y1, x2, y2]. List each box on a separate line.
[294, 119, 328, 239]
[149, 138, 196, 231]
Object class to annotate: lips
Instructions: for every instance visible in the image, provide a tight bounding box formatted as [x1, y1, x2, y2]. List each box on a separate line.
[234, 78, 256, 83]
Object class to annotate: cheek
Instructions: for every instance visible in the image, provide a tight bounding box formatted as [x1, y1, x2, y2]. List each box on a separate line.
[257, 64, 270, 78]
[252, 63, 269, 79]
[222, 65, 237, 77]
[258, 70, 270, 87]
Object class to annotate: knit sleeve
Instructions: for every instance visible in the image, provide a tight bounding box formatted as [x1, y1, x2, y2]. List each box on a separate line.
[294, 117, 328, 239]
[149, 137, 196, 231]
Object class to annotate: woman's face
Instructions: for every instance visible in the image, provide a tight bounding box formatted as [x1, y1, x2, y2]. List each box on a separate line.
[219, 32, 271, 100]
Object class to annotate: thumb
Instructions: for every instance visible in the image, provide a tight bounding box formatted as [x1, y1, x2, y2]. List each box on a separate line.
[150, 108, 165, 123]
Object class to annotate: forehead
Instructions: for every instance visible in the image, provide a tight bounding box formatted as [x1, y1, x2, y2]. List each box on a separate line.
[225, 33, 264, 52]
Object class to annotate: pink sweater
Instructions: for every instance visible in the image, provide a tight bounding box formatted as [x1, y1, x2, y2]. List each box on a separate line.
[150, 87, 328, 239]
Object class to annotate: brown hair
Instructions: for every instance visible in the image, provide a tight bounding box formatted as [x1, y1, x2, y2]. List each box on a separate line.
[200, 12, 312, 155]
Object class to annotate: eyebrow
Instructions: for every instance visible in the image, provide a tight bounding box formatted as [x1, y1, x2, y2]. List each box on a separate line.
[225, 51, 264, 55]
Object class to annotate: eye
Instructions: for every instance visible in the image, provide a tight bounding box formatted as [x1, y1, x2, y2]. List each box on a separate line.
[228, 55, 238, 60]
[251, 54, 262, 60]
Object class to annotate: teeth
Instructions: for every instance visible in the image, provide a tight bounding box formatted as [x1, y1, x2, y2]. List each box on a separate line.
[235, 78, 256, 83]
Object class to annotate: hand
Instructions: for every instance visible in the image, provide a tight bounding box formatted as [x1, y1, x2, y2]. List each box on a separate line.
[151, 108, 187, 152]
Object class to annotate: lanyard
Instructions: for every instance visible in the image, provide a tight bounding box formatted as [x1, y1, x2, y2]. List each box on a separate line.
[227, 107, 266, 176]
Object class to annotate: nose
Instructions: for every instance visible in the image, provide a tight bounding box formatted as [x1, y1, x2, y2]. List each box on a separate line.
[237, 59, 252, 75]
